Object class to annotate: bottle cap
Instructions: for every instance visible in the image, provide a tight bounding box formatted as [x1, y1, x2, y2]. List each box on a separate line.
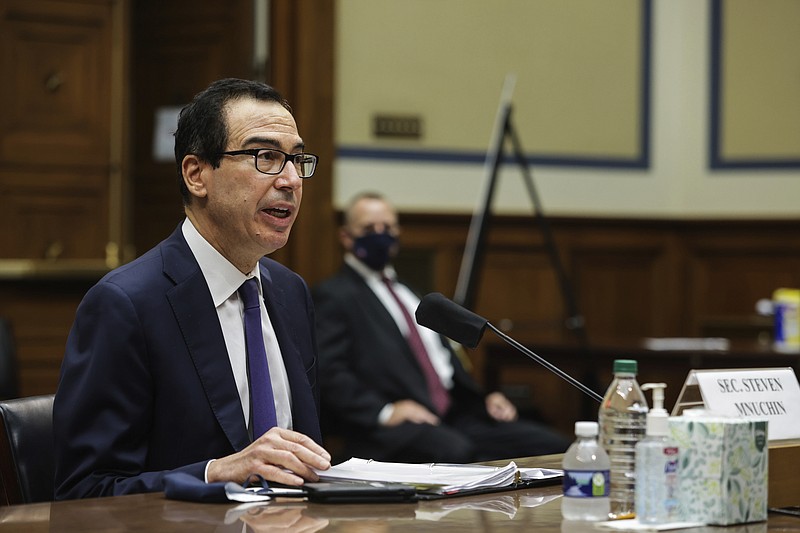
[612, 359, 638, 374]
[641, 383, 669, 436]
[574, 421, 599, 437]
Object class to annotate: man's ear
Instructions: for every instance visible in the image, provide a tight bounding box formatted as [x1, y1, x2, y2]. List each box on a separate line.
[338, 226, 353, 250]
[182, 154, 209, 199]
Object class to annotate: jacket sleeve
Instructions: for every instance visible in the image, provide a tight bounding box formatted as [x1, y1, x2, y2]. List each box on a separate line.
[311, 283, 392, 429]
[53, 281, 207, 499]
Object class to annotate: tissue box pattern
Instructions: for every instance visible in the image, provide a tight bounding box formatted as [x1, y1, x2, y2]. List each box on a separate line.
[669, 417, 768, 525]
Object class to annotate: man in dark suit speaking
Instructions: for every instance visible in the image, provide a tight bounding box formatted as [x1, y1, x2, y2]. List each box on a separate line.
[53, 79, 331, 499]
[312, 192, 569, 463]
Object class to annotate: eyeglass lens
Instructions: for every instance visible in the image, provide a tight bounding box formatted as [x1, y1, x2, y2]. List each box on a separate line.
[256, 150, 316, 177]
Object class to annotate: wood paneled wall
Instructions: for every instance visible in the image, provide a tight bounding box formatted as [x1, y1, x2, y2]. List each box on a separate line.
[2, 0, 799, 410]
[392, 214, 800, 386]
[130, 0, 254, 255]
[5, 210, 800, 398]
[268, 0, 338, 285]
[0, 0, 337, 398]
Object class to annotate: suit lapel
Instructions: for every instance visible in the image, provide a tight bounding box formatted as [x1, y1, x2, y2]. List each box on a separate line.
[344, 265, 417, 363]
[162, 228, 251, 452]
[341, 265, 434, 400]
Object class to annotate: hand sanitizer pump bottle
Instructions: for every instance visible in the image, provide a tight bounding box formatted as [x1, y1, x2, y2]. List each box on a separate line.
[635, 383, 680, 524]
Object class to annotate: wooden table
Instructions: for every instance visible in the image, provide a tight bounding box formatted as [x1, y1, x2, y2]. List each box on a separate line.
[1, 456, 797, 532]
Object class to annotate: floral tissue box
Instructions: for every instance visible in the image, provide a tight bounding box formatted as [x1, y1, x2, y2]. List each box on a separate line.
[668, 415, 768, 525]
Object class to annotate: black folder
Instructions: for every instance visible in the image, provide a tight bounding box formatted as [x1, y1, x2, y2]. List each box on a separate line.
[304, 481, 418, 503]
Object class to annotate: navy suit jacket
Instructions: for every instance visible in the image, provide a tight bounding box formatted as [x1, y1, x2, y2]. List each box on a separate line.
[53, 225, 321, 499]
[312, 264, 484, 456]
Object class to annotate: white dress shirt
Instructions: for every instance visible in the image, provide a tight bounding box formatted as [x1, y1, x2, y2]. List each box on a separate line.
[182, 218, 293, 432]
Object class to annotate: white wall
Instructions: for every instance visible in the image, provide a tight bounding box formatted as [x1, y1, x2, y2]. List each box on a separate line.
[334, 0, 800, 219]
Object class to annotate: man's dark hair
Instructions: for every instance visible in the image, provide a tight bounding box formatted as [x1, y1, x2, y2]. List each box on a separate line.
[174, 78, 291, 204]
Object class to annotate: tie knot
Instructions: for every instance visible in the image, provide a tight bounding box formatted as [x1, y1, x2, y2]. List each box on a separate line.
[239, 278, 261, 310]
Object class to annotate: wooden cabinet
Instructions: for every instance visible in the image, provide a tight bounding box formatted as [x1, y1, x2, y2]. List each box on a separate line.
[0, 0, 128, 397]
[0, 0, 127, 269]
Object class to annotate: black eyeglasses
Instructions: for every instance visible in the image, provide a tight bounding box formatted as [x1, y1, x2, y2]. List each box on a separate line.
[217, 148, 318, 178]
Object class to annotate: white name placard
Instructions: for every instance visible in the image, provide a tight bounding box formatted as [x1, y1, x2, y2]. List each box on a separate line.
[689, 367, 800, 440]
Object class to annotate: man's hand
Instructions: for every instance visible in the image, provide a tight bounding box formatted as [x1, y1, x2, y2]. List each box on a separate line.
[206, 427, 331, 486]
[239, 506, 329, 533]
[485, 391, 518, 422]
[384, 399, 440, 426]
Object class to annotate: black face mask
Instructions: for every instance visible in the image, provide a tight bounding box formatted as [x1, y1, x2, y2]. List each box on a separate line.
[352, 232, 398, 271]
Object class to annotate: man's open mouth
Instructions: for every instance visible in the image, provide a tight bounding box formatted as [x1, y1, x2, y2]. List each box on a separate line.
[264, 207, 291, 219]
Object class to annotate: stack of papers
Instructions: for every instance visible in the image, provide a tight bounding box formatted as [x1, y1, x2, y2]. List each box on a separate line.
[519, 467, 563, 481]
[315, 458, 562, 496]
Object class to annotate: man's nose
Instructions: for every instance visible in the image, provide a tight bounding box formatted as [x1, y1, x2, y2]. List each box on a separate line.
[273, 163, 303, 190]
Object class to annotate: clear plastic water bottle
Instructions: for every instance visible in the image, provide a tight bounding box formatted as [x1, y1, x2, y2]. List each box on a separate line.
[562, 421, 610, 521]
[598, 359, 648, 519]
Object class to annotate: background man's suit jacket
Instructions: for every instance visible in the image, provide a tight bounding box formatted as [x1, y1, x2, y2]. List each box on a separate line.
[312, 264, 485, 458]
[54, 225, 321, 499]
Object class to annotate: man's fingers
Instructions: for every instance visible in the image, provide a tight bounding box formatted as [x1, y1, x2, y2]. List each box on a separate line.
[413, 411, 440, 425]
[280, 428, 332, 462]
[488, 402, 517, 422]
[249, 449, 324, 484]
[254, 429, 331, 479]
[207, 428, 332, 486]
[262, 426, 325, 449]
[258, 428, 331, 468]
[253, 462, 307, 486]
[390, 400, 440, 425]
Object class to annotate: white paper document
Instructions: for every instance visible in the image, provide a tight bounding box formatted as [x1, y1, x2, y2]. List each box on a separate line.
[315, 458, 562, 495]
[690, 367, 800, 440]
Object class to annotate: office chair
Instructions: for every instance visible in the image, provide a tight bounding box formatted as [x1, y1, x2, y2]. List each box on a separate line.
[0, 394, 55, 505]
[0, 318, 19, 400]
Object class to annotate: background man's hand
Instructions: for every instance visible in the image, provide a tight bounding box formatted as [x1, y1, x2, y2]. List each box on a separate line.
[384, 399, 440, 426]
[485, 391, 518, 422]
[207, 427, 331, 486]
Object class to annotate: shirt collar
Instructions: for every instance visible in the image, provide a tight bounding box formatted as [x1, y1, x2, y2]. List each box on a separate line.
[182, 218, 260, 306]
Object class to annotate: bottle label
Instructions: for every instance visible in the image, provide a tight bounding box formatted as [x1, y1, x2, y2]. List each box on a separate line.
[664, 446, 679, 474]
[563, 469, 610, 498]
[664, 446, 680, 514]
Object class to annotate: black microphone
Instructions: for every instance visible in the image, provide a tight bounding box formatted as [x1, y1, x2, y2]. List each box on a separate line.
[415, 292, 603, 403]
[414, 292, 488, 349]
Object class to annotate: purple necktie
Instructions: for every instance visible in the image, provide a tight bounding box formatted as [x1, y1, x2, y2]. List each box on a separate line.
[239, 278, 278, 438]
[382, 277, 451, 416]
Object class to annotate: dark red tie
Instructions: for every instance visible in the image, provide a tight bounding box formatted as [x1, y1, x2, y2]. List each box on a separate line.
[382, 277, 451, 416]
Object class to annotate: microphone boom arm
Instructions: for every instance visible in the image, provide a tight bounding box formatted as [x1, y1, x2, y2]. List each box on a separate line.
[485, 322, 603, 403]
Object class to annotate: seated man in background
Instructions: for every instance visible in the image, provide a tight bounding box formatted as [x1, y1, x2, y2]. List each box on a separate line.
[312, 192, 570, 463]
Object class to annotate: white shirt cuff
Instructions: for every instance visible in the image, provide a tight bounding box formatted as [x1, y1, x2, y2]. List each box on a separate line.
[204, 459, 216, 483]
[378, 403, 395, 425]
